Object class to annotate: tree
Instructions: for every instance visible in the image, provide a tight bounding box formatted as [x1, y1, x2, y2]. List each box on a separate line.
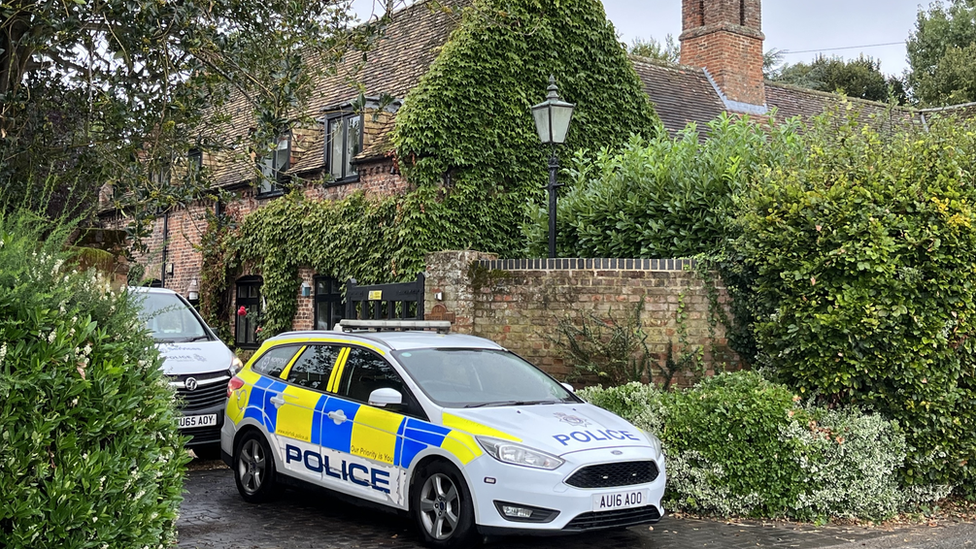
[771, 55, 905, 104]
[907, 0, 976, 105]
[0, 0, 395, 227]
[630, 35, 680, 64]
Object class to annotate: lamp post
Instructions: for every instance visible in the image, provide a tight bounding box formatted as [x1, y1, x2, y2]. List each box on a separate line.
[532, 75, 575, 259]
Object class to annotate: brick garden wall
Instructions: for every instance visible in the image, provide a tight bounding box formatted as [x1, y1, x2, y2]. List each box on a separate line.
[425, 251, 741, 384]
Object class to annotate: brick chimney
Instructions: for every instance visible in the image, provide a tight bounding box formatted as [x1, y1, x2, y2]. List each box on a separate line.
[679, 0, 766, 109]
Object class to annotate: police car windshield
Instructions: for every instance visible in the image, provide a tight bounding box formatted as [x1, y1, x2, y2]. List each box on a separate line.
[135, 292, 210, 343]
[393, 348, 577, 408]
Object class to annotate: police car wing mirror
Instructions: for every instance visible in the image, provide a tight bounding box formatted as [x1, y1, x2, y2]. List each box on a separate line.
[561, 382, 575, 393]
[368, 388, 403, 408]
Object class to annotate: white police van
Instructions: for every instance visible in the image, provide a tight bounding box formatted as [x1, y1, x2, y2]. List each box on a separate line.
[132, 287, 241, 453]
[221, 320, 665, 547]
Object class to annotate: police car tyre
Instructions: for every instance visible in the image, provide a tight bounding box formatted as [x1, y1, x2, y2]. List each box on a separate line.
[411, 461, 479, 549]
[234, 431, 280, 503]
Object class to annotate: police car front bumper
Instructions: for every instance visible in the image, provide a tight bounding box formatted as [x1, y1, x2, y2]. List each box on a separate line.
[466, 447, 666, 533]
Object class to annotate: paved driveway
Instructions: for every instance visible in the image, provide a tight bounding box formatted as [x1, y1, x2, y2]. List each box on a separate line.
[176, 462, 954, 549]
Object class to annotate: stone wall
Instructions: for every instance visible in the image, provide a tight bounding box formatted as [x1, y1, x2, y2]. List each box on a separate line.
[425, 251, 741, 384]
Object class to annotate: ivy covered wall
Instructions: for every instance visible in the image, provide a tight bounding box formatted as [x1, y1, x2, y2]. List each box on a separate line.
[223, 0, 659, 339]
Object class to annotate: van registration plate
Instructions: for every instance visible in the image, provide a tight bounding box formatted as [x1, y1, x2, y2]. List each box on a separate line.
[179, 413, 218, 429]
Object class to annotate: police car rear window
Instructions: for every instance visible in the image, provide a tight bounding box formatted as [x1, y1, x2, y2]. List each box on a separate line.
[252, 345, 302, 378]
[286, 345, 341, 391]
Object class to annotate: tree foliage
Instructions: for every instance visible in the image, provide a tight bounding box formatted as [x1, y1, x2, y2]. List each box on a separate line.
[907, 0, 976, 106]
[0, 0, 392, 230]
[771, 55, 905, 104]
[734, 110, 976, 494]
[629, 35, 680, 64]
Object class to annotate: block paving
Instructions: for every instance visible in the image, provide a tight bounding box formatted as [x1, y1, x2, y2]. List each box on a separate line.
[178, 464, 921, 549]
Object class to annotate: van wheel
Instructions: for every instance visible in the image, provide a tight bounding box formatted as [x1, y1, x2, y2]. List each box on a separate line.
[411, 461, 479, 548]
[234, 431, 279, 503]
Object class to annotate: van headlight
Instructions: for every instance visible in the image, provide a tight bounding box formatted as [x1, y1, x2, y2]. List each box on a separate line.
[230, 356, 244, 374]
[477, 436, 564, 470]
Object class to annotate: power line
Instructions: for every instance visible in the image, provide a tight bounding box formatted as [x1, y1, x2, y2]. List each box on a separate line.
[782, 41, 906, 55]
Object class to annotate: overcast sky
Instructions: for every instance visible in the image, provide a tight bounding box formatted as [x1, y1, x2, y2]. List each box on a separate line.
[352, 0, 928, 77]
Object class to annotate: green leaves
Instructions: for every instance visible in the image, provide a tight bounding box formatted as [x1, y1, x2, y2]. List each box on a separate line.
[581, 372, 909, 520]
[0, 209, 189, 548]
[735, 109, 976, 495]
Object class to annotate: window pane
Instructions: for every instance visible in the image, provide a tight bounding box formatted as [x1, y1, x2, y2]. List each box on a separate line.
[339, 347, 404, 403]
[251, 345, 301, 377]
[287, 345, 340, 391]
[329, 119, 344, 180]
[315, 303, 331, 330]
[346, 116, 361, 177]
[316, 278, 328, 294]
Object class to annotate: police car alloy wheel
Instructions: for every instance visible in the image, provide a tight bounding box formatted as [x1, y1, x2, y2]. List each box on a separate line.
[411, 461, 477, 548]
[234, 431, 279, 503]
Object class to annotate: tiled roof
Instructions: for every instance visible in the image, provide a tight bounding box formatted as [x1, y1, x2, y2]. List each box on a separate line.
[765, 82, 910, 124]
[631, 57, 726, 138]
[210, 0, 470, 187]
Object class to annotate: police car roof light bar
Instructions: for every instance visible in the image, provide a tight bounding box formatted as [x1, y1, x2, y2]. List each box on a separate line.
[334, 319, 452, 334]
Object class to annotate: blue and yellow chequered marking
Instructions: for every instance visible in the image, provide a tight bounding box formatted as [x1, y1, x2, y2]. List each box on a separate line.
[320, 397, 360, 454]
[350, 405, 404, 464]
[274, 385, 321, 443]
[243, 376, 289, 433]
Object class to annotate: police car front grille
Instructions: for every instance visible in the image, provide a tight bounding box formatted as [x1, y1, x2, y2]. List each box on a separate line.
[565, 461, 659, 489]
[172, 373, 230, 411]
[563, 505, 661, 531]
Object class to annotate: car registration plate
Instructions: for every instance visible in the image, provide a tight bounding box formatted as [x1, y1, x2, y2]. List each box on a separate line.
[592, 489, 649, 512]
[178, 413, 218, 429]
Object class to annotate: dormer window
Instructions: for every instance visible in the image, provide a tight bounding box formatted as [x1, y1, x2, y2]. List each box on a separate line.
[258, 133, 291, 196]
[325, 110, 362, 183]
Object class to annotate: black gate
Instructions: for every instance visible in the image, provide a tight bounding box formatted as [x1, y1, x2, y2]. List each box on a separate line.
[344, 273, 425, 321]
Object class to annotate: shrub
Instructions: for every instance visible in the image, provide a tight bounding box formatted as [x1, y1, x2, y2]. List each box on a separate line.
[581, 371, 908, 520]
[524, 114, 805, 258]
[0, 210, 189, 548]
[734, 110, 976, 493]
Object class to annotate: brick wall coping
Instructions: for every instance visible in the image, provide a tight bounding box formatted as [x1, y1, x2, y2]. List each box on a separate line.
[479, 258, 696, 271]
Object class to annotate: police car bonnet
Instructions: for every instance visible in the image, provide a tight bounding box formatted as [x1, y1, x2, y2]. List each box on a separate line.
[453, 403, 649, 457]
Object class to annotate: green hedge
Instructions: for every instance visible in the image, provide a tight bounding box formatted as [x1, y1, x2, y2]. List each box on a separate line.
[734, 111, 976, 494]
[580, 372, 910, 521]
[0, 210, 188, 548]
[523, 114, 805, 258]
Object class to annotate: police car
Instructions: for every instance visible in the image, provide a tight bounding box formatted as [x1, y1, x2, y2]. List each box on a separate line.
[221, 320, 665, 547]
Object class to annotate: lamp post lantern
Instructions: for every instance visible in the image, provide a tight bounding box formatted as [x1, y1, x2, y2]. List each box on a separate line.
[532, 75, 575, 259]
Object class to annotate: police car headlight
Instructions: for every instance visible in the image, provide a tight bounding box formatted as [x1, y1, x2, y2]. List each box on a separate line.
[477, 437, 564, 470]
[639, 429, 663, 459]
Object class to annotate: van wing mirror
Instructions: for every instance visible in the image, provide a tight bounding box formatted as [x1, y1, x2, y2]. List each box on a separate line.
[368, 388, 403, 408]
[561, 382, 575, 393]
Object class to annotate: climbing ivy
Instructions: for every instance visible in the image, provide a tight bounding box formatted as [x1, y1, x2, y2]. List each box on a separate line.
[393, 0, 659, 257]
[215, 0, 658, 340]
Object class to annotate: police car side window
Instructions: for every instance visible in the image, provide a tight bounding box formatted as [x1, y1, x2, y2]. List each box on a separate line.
[251, 345, 301, 378]
[340, 348, 405, 402]
[286, 345, 341, 391]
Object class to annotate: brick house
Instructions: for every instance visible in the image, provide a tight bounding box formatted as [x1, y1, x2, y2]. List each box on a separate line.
[100, 0, 973, 351]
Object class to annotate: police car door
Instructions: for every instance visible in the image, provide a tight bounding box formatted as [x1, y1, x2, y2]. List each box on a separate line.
[323, 346, 421, 508]
[275, 344, 342, 484]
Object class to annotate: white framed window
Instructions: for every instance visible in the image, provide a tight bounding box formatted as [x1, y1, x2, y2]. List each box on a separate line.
[325, 112, 362, 183]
